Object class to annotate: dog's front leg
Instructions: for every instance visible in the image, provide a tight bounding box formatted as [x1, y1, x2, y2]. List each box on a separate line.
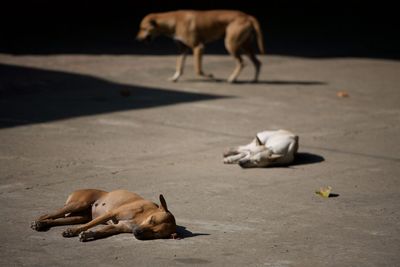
[223, 138, 260, 157]
[62, 211, 116, 238]
[193, 45, 214, 79]
[79, 222, 132, 242]
[224, 151, 250, 164]
[169, 53, 187, 82]
[169, 44, 189, 82]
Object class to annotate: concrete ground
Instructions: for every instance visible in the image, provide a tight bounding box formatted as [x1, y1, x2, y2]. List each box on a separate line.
[0, 53, 399, 266]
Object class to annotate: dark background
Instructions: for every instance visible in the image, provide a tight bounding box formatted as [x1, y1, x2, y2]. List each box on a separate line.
[1, 0, 399, 59]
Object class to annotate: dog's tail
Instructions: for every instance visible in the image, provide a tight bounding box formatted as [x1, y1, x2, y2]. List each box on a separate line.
[250, 16, 265, 54]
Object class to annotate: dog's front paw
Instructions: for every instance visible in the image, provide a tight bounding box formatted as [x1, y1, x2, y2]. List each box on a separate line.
[31, 220, 49, 232]
[62, 228, 80, 238]
[79, 231, 96, 242]
[168, 72, 181, 82]
[223, 157, 234, 164]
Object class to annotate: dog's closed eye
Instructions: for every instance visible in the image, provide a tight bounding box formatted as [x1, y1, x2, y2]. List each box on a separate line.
[149, 216, 156, 225]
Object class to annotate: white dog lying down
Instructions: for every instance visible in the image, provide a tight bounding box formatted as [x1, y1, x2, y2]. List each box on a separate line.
[223, 130, 299, 167]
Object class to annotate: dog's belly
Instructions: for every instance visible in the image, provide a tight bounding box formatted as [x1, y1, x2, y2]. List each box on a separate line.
[197, 27, 226, 43]
[91, 190, 143, 220]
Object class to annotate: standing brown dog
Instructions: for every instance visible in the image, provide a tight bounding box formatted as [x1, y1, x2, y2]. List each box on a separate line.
[136, 10, 264, 83]
[31, 189, 177, 241]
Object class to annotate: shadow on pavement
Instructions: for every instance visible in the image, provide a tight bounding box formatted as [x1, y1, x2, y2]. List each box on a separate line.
[184, 78, 327, 85]
[0, 63, 231, 129]
[292, 152, 325, 166]
[234, 80, 327, 86]
[176, 225, 210, 239]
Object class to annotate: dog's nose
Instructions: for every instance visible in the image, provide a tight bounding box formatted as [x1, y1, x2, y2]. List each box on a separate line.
[133, 229, 147, 240]
[133, 226, 146, 238]
[133, 228, 143, 235]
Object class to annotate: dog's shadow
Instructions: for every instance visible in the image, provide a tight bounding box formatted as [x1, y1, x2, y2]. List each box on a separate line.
[176, 225, 210, 239]
[292, 152, 325, 166]
[184, 78, 326, 86]
[71, 225, 208, 242]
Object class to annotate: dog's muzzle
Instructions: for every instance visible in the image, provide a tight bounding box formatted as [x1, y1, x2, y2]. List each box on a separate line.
[133, 228, 144, 239]
[132, 226, 152, 240]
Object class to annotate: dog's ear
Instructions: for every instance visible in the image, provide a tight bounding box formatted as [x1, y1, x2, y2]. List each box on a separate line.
[149, 19, 158, 28]
[159, 194, 169, 212]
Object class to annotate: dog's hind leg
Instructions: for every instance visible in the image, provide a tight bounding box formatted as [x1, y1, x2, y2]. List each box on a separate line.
[31, 201, 93, 231]
[225, 20, 252, 83]
[36, 201, 92, 221]
[227, 54, 244, 83]
[243, 41, 261, 83]
[31, 213, 91, 231]
[79, 223, 132, 242]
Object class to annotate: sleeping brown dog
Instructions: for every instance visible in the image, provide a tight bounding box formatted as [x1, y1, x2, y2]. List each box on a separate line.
[136, 10, 264, 83]
[31, 189, 177, 241]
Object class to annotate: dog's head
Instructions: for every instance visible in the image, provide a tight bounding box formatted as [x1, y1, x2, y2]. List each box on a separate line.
[133, 194, 177, 240]
[136, 14, 160, 42]
[239, 149, 284, 168]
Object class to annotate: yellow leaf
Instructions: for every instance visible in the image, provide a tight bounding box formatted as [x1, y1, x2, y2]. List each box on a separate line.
[315, 186, 332, 198]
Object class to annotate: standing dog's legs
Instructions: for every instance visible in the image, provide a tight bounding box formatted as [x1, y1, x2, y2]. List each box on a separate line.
[225, 20, 253, 83]
[248, 53, 261, 82]
[79, 223, 132, 242]
[169, 42, 189, 82]
[227, 54, 244, 83]
[193, 44, 214, 79]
